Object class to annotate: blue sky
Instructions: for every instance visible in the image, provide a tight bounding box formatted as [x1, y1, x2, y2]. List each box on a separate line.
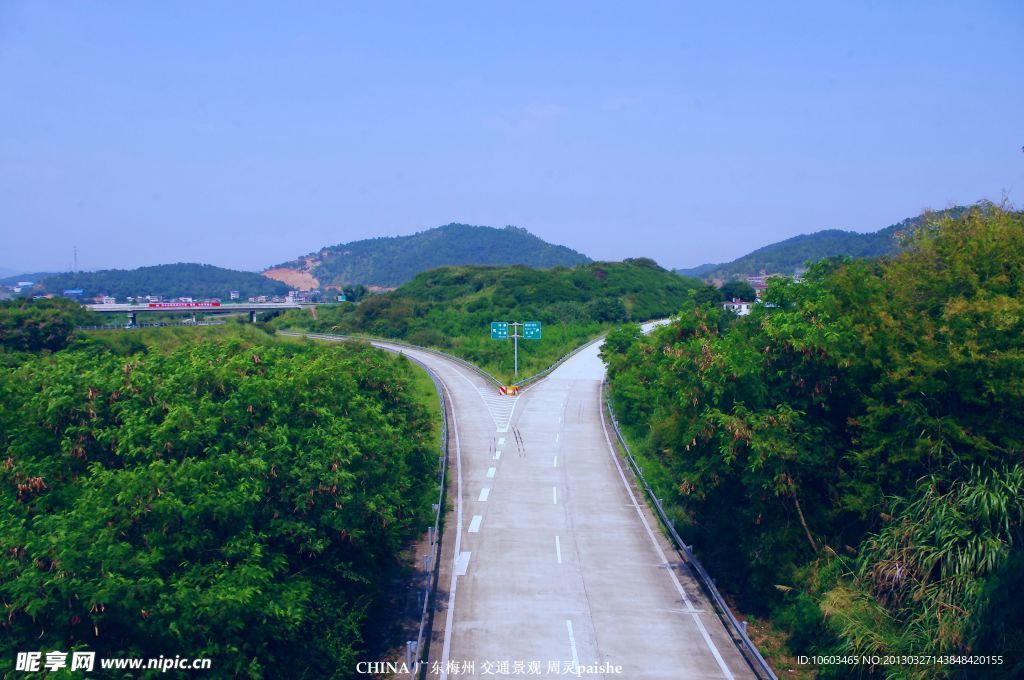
[2, 1, 1022, 273]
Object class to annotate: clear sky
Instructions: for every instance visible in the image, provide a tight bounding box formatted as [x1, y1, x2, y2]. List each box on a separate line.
[2, 1, 1022, 274]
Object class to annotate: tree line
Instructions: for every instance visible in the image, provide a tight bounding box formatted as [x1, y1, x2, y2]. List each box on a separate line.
[33, 263, 290, 300]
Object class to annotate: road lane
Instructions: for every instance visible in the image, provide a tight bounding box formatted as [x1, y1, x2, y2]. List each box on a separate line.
[369, 338, 756, 679]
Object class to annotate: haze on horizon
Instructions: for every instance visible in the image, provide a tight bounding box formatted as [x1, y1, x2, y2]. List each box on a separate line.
[1, 1, 1022, 275]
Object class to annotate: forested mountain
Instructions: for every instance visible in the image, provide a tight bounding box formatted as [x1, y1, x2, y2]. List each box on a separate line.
[606, 205, 1024, 676]
[1, 311, 440, 677]
[677, 206, 971, 280]
[32, 263, 290, 300]
[265, 223, 591, 289]
[273, 258, 699, 380]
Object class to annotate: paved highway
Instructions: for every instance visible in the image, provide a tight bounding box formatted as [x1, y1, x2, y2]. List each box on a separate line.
[371, 335, 757, 680]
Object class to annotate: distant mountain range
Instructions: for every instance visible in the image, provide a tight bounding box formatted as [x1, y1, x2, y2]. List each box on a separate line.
[677, 206, 972, 280]
[264, 223, 591, 289]
[6, 207, 995, 297]
[18, 264, 289, 300]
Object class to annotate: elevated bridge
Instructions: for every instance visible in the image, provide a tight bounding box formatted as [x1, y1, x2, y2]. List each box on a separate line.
[84, 302, 303, 325]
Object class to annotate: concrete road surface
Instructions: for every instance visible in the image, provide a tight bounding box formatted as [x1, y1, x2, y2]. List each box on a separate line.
[372, 337, 757, 680]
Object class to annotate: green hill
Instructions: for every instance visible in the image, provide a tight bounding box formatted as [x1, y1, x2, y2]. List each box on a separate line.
[34, 263, 290, 300]
[273, 258, 698, 380]
[0, 272, 59, 287]
[678, 206, 972, 280]
[267, 223, 591, 289]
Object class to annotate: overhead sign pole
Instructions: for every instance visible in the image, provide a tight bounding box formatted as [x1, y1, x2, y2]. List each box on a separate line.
[510, 322, 523, 378]
[489, 320, 541, 384]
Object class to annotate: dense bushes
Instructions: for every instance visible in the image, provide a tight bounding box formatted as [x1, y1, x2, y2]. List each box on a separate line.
[603, 205, 1024, 677]
[0, 298, 99, 353]
[0, 331, 438, 678]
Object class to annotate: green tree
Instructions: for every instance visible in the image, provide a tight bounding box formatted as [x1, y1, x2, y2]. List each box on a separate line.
[0, 298, 98, 352]
[719, 279, 756, 301]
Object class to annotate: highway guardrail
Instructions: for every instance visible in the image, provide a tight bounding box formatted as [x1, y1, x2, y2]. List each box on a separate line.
[602, 382, 778, 680]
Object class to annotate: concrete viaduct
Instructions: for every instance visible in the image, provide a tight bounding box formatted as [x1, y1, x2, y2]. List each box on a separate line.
[84, 302, 304, 326]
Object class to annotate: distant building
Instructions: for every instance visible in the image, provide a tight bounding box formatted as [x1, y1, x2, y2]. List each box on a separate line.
[102, 296, 116, 305]
[62, 289, 84, 298]
[723, 298, 754, 316]
[746, 275, 769, 298]
[229, 290, 240, 300]
[287, 289, 319, 303]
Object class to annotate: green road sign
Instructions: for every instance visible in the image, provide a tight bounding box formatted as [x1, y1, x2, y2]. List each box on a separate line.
[523, 321, 542, 340]
[490, 321, 509, 340]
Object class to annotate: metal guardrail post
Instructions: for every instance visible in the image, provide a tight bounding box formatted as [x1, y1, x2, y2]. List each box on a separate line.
[404, 360, 448, 679]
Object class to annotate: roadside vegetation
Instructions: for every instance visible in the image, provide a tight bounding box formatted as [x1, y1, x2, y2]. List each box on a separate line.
[272, 259, 700, 382]
[602, 205, 1024, 678]
[0, 311, 440, 678]
[0, 298, 101, 365]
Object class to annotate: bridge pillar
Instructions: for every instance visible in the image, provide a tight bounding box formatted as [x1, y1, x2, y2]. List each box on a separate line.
[127, 312, 136, 327]
[249, 310, 258, 323]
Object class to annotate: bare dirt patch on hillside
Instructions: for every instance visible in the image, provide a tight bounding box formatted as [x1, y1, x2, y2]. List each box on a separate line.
[262, 267, 320, 289]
